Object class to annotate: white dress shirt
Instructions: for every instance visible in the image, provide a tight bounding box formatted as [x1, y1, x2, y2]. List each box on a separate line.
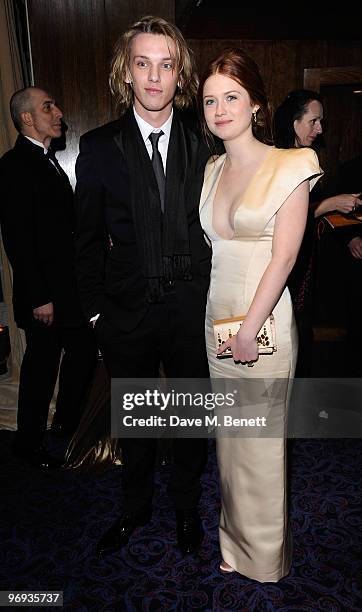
[25, 136, 47, 153]
[133, 107, 173, 172]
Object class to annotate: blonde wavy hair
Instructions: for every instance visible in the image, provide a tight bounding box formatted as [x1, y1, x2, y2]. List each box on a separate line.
[109, 15, 198, 114]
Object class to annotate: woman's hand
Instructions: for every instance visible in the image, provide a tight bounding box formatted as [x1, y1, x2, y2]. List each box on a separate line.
[217, 327, 259, 364]
[333, 193, 362, 214]
[314, 193, 362, 217]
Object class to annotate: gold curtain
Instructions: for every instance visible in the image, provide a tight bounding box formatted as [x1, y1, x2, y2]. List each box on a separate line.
[0, 0, 26, 380]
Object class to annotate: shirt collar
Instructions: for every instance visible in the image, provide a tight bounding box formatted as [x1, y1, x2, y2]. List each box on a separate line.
[133, 107, 173, 143]
[24, 136, 48, 154]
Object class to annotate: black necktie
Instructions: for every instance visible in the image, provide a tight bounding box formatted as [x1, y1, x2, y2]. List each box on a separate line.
[149, 131, 165, 212]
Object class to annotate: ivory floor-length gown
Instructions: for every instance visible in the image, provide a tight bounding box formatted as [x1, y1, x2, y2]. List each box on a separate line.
[200, 147, 322, 582]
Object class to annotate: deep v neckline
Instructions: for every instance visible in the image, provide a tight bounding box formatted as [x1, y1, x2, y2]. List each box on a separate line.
[211, 147, 275, 240]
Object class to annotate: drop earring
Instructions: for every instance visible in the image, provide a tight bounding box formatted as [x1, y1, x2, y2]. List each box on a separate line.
[252, 110, 257, 125]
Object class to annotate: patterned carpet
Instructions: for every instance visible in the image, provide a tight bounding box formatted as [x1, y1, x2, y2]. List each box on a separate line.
[0, 433, 361, 611]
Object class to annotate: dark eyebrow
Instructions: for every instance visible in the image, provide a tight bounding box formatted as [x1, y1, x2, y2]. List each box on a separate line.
[134, 55, 174, 61]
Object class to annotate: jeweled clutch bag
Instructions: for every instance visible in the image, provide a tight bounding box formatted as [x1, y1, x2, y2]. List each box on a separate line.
[213, 314, 277, 358]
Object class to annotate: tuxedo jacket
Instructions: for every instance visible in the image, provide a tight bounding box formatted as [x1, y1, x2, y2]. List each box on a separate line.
[74, 109, 212, 333]
[0, 135, 85, 328]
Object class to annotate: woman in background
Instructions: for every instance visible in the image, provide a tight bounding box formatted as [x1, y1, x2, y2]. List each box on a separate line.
[274, 90, 361, 375]
[199, 49, 322, 581]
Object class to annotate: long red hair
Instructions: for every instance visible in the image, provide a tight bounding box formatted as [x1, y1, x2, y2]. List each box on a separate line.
[198, 47, 273, 147]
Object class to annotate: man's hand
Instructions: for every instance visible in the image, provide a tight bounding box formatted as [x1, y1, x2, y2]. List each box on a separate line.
[33, 302, 54, 326]
[347, 236, 362, 259]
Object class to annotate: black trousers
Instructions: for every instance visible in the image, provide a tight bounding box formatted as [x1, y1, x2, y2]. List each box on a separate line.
[17, 323, 97, 449]
[294, 308, 314, 378]
[95, 291, 209, 514]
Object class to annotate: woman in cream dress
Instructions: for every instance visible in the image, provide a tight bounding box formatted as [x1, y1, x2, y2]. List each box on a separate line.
[199, 49, 322, 582]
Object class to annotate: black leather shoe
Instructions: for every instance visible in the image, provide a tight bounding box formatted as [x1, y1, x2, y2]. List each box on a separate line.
[97, 511, 151, 557]
[13, 444, 63, 469]
[176, 508, 204, 554]
[50, 422, 77, 438]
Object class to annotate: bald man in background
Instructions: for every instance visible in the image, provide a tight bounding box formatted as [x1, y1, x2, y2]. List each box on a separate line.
[0, 86, 97, 468]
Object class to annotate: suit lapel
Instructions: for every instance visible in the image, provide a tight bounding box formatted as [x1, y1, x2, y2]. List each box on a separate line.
[114, 111, 159, 199]
[15, 135, 73, 196]
[113, 130, 125, 158]
[15, 134, 45, 160]
[166, 112, 205, 214]
[164, 113, 186, 207]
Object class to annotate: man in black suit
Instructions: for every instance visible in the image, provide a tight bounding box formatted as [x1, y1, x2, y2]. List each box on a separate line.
[0, 87, 97, 468]
[75, 16, 211, 556]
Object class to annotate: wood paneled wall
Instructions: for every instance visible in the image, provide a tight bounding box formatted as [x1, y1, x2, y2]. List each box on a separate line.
[190, 39, 362, 107]
[27, 0, 174, 183]
[26, 1, 361, 186]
